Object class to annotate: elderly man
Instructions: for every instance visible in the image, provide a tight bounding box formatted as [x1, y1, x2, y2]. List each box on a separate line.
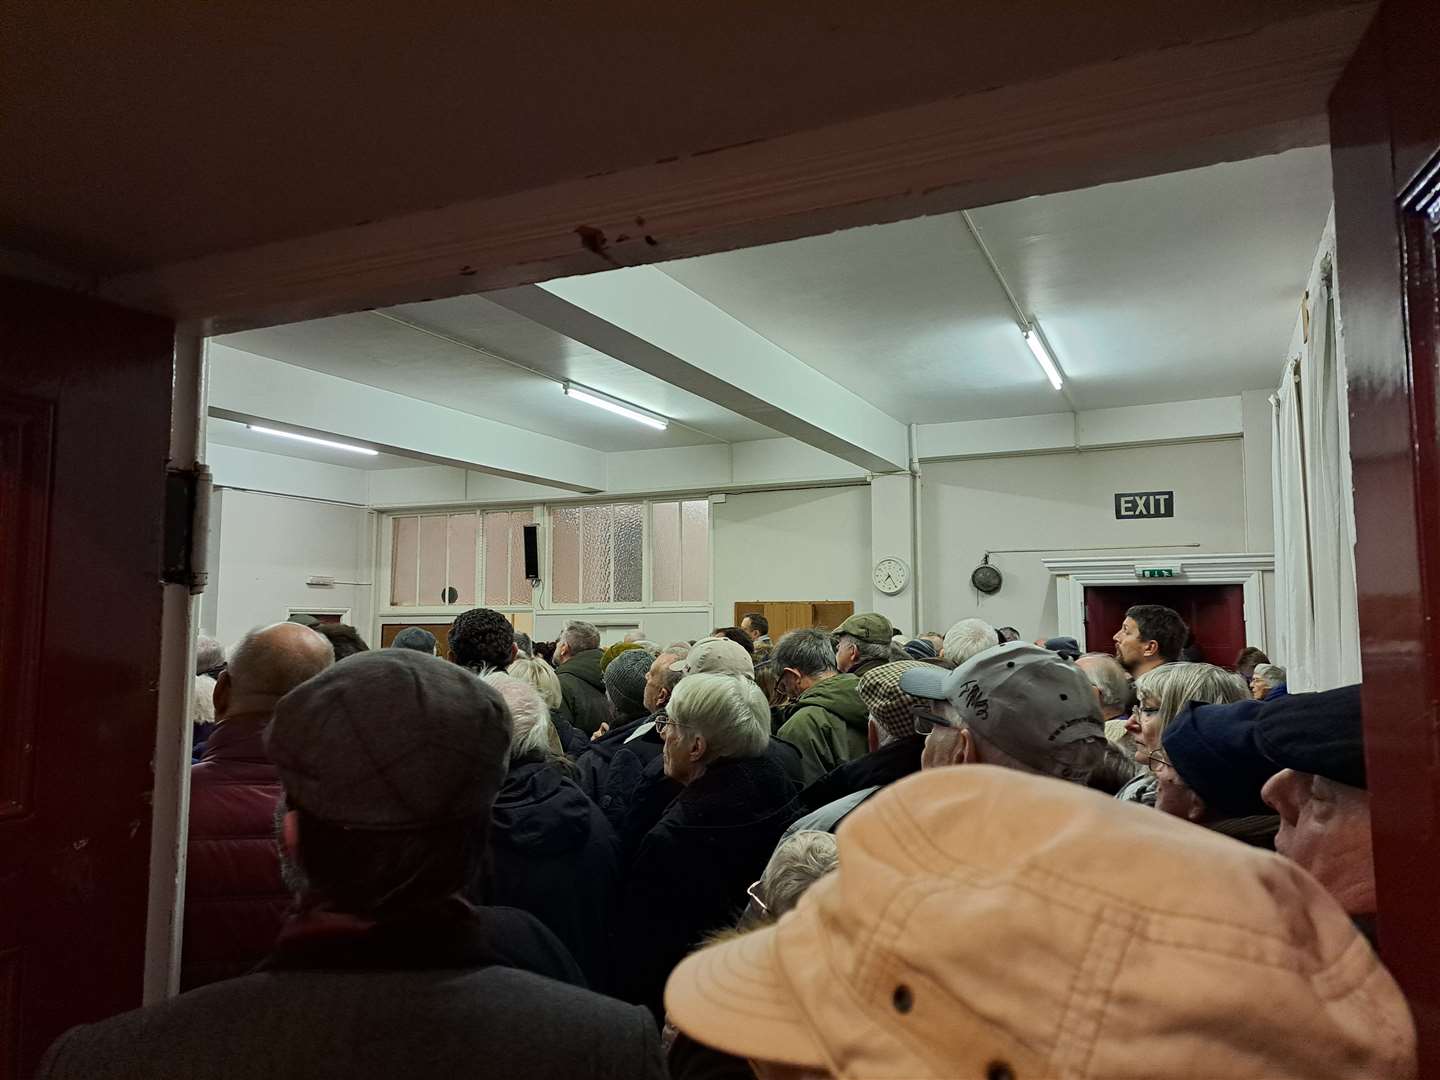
[621, 672, 800, 1022]
[900, 642, 1107, 784]
[832, 612, 897, 680]
[773, 628, 869, 786]
[41, 649, 667, 1080]
[1112, 603, 1188, 677]
[181, 621, 334, 990]
[664, 767, 1415, 1080]
[1258, 686, 1377, 940]
[941, 618, 999, 665]
[552, 619, 610, 736]
[1076, 651, 1134, 733]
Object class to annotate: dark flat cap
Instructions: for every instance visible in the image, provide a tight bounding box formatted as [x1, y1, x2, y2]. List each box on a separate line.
[1043, 636, 1081, 661]
[390, 626, 437, 653]
[266, 649, 511, 829]
[1254, 684, 1366, 789]
[1161, 699, 1276, 817]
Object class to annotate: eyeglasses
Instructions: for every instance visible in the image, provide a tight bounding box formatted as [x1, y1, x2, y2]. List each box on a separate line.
[911, 705, 960, 736]
[653, 713, 681, 735]
[745, 879, 771, 917]
[1147, 749, 1177, 773]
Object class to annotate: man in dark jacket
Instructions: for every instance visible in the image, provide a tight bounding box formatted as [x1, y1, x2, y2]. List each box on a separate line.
[40, 650, 665, 1080]
[773, 628, 870, 785]
[553, 619, 610, 736]
[620, 672, 800, 1022]
[181, 621, 334, 990]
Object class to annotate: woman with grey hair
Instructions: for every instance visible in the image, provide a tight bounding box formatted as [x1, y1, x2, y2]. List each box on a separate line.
[620, 673, 801, 1021]
[737, 830, 838, 930]
[1115, 662, 1248, 805]
[1250, 663, 1288, 701]
[475, 673, 621, 992]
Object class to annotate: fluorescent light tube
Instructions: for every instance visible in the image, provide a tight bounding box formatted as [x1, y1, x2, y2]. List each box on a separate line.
[563, 384, 669, 430]
[246, 425, 380, 456]
[1023, 326, 1064, 390]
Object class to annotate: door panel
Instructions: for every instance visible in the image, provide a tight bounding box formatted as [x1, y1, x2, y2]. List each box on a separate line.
[0, 277, 174, 1077]
[733, 601, 857, 645]
[1330, 0, 1440, 1068]
[1082, 584, 1246, 667]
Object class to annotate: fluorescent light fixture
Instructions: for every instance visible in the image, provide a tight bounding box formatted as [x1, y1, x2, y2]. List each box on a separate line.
[563, 383, 669, 430]
[1023, 325, 1064, 391]
[246, 425, 380, 456]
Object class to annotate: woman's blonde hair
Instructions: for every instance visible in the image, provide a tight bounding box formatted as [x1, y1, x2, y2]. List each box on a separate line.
[1134, 662, 1247, 738]
[507, 655, 563, 712]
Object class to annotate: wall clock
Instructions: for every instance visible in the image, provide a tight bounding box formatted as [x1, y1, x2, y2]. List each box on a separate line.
[873, 557, 909, 596]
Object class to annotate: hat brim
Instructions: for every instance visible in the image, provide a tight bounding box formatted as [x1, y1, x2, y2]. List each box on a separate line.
[898, 663, 950, 700]
[665, 916, 828, 1071]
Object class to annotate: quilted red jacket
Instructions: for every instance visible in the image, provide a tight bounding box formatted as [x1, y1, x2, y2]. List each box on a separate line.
[180, 715, 292, 990]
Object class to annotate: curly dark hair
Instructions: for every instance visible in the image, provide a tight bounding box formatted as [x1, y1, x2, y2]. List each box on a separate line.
[448, 608, 516, 672]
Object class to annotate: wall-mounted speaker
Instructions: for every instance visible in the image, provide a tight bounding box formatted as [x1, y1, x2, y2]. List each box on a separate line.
[523, 524, 540, 581]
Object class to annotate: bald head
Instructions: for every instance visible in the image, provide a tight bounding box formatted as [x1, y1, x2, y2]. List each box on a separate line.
[218, 621, 334, 717]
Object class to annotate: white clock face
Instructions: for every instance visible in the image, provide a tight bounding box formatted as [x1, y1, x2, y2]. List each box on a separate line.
[873, 557, 909, 595]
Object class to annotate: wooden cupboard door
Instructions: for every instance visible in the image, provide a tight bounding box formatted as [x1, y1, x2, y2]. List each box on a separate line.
[733, 601, 856, 645]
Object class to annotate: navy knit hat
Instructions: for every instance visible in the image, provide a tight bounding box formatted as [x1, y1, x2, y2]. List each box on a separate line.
[1254, 684, 1366, 790]
[903, 638, 938, 660]
[1160, 699, 1277, 817]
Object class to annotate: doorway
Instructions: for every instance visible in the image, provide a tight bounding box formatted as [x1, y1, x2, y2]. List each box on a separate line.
[1083, 584, 1246, 667]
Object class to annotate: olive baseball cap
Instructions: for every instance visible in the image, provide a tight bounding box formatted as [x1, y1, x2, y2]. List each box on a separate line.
[266, 649, 512, 829]
[899, 641, 1105, 782]
[833, 612, 894, 646]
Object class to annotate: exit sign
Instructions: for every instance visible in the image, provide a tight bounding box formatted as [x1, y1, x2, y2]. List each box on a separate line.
[1115, 491, 1175, 519]
[1139, 568, 1176, 578]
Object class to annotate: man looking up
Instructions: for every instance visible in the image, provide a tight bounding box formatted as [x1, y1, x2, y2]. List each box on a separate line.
[1112, 603, 1188, 677]
[551, 619, 609, 736]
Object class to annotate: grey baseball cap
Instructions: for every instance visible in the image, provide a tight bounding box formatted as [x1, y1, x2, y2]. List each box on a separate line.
[266, 649, 512, 829]
[899, 642, 1105, 781]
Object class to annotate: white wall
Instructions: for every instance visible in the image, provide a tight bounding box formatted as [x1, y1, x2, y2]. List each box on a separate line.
[921, 439, 1252, 640]
[712, 485, 872, 627]
[206, 488, 375, 649]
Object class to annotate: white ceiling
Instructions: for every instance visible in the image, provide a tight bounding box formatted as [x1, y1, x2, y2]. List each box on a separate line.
[207, 417, 423, 470]
[211, 146, 1332, 459]
[661, 144, 1333, 421]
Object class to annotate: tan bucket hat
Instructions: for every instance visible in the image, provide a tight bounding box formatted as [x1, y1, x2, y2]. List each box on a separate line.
[665, 766, 1415, 1080]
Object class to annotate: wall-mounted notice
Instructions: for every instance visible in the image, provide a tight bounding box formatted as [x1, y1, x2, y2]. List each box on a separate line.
[1114, 491, 1175, 519]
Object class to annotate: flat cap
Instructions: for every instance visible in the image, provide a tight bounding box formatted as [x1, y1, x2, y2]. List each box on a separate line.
[266, 649, 512, 830]
[832, 612, 894, 646]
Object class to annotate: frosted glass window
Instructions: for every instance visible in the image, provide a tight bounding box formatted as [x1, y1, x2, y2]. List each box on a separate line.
[651, 501, 680, 602]
[447, 513, 478, 607]
[680, 500, 709, 602]
[581, 505, 614, 603]
[483, 511, 511, 606]
[390, 516, 419, 606]
[417, 516, 449, 604]
[509, 512, 534, 604]
[615, 503, 644, 603]
[551, 507, 580, 604]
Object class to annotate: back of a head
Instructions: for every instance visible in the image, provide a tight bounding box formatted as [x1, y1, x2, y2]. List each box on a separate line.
[604, 646, 655, 723]
[512, 630, 533, 657]
[667, 672, 770, 762]
[772, 626, 837, 678]
[712, 626, 756, 657]
[1135, 661, 1248, 732]
[195, 634, 226, 676]
[390, 626, 437, 654]
[313, 622, 369, 661]
[942, 618, 1000, 665]
[755, 830, 838, 920]
[448, 607, 516, 672]
[483, 671, 556, 761]
[1235, 645, 1270, 672]
[562, 619, 601, 654]
[1125, 604, 1189, 663]
[506, 655, 563, 711]
[226, 621, 335, 706]
[1077, 652, 1135, 713]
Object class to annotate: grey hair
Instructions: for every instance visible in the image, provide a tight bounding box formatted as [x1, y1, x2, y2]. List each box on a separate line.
[192, 674, 217, 728]
[483, 672, 557, 761]
[195, 635, 227, 674]
[562, 620, 600, 653]
[1078, 653, 1135, 712]
[1253, 663, 1287, 686]
[666, 673, 770, 762]
[228, 622, 334, 698]
[772, 627, 837, 678]
[512, 631, 533, 657]
[839, 634, 891, 667]
[942, 619, 1000, 665]
[655, 644, 690, 696]
[756, 831, 837, 919]
[1134, 662, 1248, 738]
[506, 656, 563, 712]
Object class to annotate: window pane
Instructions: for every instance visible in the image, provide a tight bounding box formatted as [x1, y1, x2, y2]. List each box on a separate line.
[509, 512, 535, 606]
[582, 504, 614, 603]
[651, 501, 680, 602]
[681, 499, 710, 602]
[417, 515, 449, 604]
[551, 507, 580, 604]
[447, 513, 478, 606]
[390, 516, 418, 606]
[483, 511, 511, 606]
[615, 503, 644, 604]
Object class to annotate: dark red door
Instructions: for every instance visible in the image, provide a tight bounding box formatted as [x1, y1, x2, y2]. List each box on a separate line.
[0, 277, 173, 1077]
[1082, 584, 1246, 667]
[1330, 0, 1440, 1070]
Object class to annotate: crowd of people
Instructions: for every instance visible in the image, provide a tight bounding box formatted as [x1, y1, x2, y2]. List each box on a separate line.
[38, 603, 1416, 1078]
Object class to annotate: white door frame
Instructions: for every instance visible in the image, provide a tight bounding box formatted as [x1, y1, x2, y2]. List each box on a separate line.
[1043, 552, 1274, 653]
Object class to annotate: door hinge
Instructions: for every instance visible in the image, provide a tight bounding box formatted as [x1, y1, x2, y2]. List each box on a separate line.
[163, 463, 212, 594]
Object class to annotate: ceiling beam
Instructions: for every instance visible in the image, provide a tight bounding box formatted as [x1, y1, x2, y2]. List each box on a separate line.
[491, 267, 910, 472]
[207, 344, 604, 493]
